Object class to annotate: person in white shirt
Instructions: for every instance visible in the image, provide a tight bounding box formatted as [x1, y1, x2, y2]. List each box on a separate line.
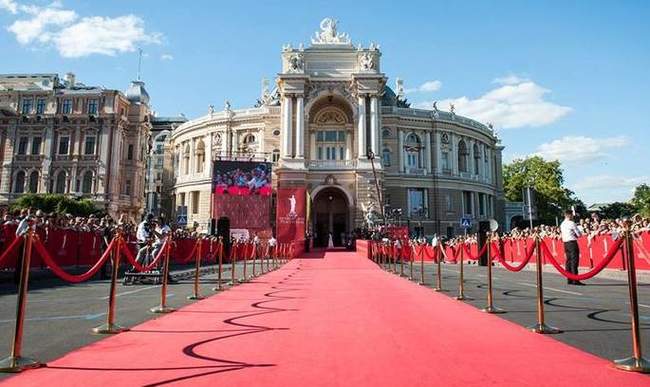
[151, 216, 170, 261]
[132, 213, 155, 271]
[560, 210, 584, 286]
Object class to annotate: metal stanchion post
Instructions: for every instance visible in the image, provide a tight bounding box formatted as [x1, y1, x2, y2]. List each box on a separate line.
[231, 241, 237, 285]
[409, 246, 414, 280]
[400, 246, 405, 277]
[252, 243, 257, 277]
[0, 229, 43, 372]
[482, 235, 505, 314]
[419, 246, 425, 285]
[213, 237, 224, 291]
[528, 235, 560, 333]
[434, 245, 444, 292]
[241, 243, 248, 283]
[93, 233, 128, 334]
[455, 241, 471, 300]
[151, 238, 175, 314]
[188, 238, 203, 300]
[614, 225, 650, 372]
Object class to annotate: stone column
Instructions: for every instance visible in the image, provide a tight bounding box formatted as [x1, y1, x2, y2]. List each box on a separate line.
[424, 131, 432, 174]
[281, 95, 293, 158]
[295, 96, 304, 158]
[370, 96, 378, 156]
[357, 96, 366, 158]
[310, 132, 316, 160]
[345, 132, 351, 160]
[398, 130, 405, 173]
[204, 133, 212, 178]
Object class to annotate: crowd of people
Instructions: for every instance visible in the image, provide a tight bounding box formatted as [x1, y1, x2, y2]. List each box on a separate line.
[213, 164, 272, 196]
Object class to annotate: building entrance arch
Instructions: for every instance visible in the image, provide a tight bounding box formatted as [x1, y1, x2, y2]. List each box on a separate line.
[311, 186, 351, 247]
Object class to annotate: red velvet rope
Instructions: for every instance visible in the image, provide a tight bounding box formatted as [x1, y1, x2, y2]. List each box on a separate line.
[176, 239, 199, 264]
[540, 238, 624, 281]
[121, 239, 169, 273]
[32, 236, 115, 283]
[0, 235, 23, 266]
[462, 243, 488, 260]
[494, 241, 536, 272]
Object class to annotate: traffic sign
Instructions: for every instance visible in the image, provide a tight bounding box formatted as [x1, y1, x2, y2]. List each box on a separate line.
[460, 217, 472, 229]
[176, 206, 188, 226]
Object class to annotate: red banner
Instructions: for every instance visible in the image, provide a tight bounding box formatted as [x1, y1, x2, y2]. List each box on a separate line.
[276, 187, 306, 255]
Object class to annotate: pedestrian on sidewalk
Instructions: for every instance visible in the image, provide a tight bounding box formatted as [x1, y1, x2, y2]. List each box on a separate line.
[560, 210, 585, 286]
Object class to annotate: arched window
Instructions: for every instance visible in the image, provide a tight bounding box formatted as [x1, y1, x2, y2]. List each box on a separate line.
[473, 143, 480, 175]
[382, 128, 392, 138]
[243, 134, 256, 144]
[55, 171, 67, 194]
[183, 144, 190, 175]
[458, 140, 468, 173]
[405, 133, 422, 169]
[14, 171, 25, 193]
[195, 139, 205, 173]
[272, 149, 280, 163]
[382, 148, 391, 167]
[28, 171, 39, 193]
[81, 171, 93, 194]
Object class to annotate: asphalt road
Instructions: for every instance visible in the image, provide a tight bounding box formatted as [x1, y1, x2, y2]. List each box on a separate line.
[379, 258, 650, 364]
[0, 259, 276, 380]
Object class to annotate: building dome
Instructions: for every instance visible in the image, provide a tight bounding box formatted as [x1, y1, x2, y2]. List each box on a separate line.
[126, 80, 150, 105]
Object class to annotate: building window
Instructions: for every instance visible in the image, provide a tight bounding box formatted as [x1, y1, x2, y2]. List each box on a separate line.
[62, 99, 72, 114]
[382, 148, 391, 166]
[183, 144, 190, 174]
[191, 191, 200, 214]
[272, 149, 280, 162]
[31, 137, 42, 155]
[445, 194, 453, 212]
[473, 143, 480, 175]
[405, 133, 421, 169]
[21, 99, 33, 115]
[17, 137, 28, 155]
[382, 128, 391, 138]
[441, 150, 450, 172]
[81, 171, 93, 194]
[127, 144, 134, 160]
[195, 139, 205, 173]
[458, 140, 468, 173]
[36, 98, 46, 114]
[315, 130, 346, 161]
[179, 192, 186, 206]
[84, 135, 96, 155]
[14, 171, 25, 193]
[28, 171, 38, 193]
[125, 180, 131, 195]
[463, 191, 473, 215]
[243, 134, 256, 144]
[155, 144, 164, 154]
[58, 136, 70, 155]
[407, 188, 427, 218]
[87, 99, 98, 115]
[55, 171, 67, 194]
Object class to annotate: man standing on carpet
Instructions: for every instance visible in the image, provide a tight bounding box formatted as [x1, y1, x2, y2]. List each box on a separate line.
[560, 210, 584, 286]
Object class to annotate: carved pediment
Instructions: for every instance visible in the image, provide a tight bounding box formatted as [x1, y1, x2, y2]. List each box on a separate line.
[313, 107, 348, 125]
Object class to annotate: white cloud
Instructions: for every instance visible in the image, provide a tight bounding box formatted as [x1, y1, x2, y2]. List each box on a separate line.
[414, 77, 571, 129]
[4, 2, 161, 57]
[405, 80, 442, 94]
[532, 135, 630, 164]
[160, 53, 174, 61]
[493, 74, 529, 85]
[0, 0, 18, 14]
[574, 175, 648, 191]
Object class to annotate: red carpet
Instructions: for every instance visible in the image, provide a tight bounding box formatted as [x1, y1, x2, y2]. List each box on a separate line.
[2, 251, 648, 386]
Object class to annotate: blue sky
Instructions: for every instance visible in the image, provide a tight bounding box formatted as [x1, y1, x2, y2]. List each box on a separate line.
[1, 0, 648, 205]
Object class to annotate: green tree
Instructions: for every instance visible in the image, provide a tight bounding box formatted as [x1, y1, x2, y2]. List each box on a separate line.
[503, 156, 583, 224]
[599, 202, 637, 219]
[10, 194, 100, 217]
[631, 184, 650, 217]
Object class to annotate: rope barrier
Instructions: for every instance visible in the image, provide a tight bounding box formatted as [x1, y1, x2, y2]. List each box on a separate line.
[495, 241, 536, 272]
[540, 238, 624, 281]
[0, 236, 23, 267]
[120, 240, 169, 273]
[32, 237, 115, 284]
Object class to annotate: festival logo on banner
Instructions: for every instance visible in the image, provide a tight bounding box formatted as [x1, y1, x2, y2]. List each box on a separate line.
[276, 187, 306, 244]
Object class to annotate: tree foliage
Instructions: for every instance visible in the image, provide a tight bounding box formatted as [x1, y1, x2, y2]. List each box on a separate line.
[631, 184, 650, 217]
[599, 202, 637, 219]
[9, 194, 100, 217]
[503, 156, 584, 224]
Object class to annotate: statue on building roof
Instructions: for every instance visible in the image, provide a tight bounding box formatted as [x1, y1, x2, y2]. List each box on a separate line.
[312, 18, 351, 45]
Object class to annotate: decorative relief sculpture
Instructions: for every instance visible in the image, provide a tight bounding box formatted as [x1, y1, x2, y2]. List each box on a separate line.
[315, 109, 346, 124]
[287, 53, 304, 73]
[312, 18, 351, 45]
[359, 52, 375, 71]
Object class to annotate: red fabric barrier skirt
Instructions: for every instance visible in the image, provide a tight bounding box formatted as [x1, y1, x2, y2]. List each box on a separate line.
[356, 240, 371, 259]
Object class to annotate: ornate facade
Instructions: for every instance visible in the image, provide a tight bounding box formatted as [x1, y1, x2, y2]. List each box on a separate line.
[171, 19, 505, 243]
[0, 73, 151, 220]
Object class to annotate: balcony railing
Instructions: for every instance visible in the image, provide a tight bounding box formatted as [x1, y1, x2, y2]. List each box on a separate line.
[406, 168, 427, 175]
[307, 160, 357, 169]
